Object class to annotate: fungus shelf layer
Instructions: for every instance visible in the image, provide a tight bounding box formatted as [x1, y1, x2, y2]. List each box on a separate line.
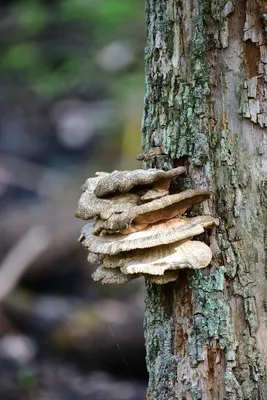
[76, 168, 218, 284]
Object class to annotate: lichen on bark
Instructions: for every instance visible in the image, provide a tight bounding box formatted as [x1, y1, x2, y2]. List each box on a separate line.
[144, 282, 177, 400]
[143, 0, 267, 399]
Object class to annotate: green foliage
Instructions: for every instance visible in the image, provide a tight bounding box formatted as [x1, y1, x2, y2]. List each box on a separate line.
[0, 0, 144, 99]
[60, 0, 135, 23]
[14, 1, 47, 36]
[114, 73, 144, 100]
[60, 0, 94, 21]
[91, 0, 134, 24]
[17, 367, 38, 390]
[1, 43, 40, 70]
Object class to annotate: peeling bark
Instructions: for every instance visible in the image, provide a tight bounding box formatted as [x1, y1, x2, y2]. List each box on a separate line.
[142, 0, 267, 399]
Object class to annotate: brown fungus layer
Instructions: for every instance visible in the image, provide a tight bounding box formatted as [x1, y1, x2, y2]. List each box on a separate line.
[90, 189, 211, 234]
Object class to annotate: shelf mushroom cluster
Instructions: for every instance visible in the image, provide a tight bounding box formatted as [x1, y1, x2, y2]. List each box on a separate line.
[76, 167, 219, 285]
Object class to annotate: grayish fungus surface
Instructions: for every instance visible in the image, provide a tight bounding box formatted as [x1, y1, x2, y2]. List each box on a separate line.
[79, 216, 218, 255]
[77, 187, 211, 232]
[76, 191, 140, 221]
[140, 188, 169, 201]
[76, 168, 219, 284]
[91, 265, 134, 285]
[94, 166, 185, 197]
[87, 251, 103, 266]
[145, 271, 179, 285]
[118, 241, 212, 275]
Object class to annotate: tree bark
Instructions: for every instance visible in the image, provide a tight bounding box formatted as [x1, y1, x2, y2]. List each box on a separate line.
[142, 1, 267, 399]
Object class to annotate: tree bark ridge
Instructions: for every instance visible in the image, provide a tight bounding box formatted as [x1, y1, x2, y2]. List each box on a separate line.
[143, 0, 267, 398]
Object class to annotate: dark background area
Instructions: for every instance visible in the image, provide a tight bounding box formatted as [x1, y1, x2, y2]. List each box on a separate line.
[0, 1, 147, 399]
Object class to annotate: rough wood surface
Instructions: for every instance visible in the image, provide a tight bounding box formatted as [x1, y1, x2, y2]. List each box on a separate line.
[143, 0, 267, 399]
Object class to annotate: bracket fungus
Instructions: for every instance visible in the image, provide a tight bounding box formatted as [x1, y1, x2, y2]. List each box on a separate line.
[76, 167, 219, 285]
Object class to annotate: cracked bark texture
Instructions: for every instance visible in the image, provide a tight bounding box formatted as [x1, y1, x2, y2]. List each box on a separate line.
[142, 0, 267, 399]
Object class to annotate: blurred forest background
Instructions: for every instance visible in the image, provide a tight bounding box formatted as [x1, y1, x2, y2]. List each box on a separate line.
[0, 1, 147, 399]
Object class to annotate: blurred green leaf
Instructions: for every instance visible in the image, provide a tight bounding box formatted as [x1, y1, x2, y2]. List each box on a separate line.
[93, 0, 133, 23]
[60, 0, 94, 21]
[0, 0, 144, 102]
[32, 70, 68, 98]
[17, 367, 38, 390]
[1, 42, 40, 70]
[61, 0, 137, 24]
[14, 2, 47, 36]
[113, 73, 144, 100]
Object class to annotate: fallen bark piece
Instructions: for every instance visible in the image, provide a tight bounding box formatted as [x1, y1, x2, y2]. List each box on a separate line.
[91, 265, 136, 284]
[94, 167, 186, 197]
[79, 216, 219, 255]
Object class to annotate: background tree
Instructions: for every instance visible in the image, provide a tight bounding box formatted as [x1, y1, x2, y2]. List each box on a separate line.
[142, 1, 267, 399]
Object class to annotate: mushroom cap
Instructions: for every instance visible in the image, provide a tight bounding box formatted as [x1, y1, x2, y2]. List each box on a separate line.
[79, 215, 219, 255]
[119, 240, 212, 275]
[92, 189, 211, 233]
[91, 265, 135, 284]
[132, 189, 210, 225]
[91, 265, 178, 285]
[81, 175, 104, 193]
[87, 251, 103, 266]
[75, 191, 140, 220]
[76, 168, 219, 285]
[94, 167, 186, 197]
[77, 175, 109, 219]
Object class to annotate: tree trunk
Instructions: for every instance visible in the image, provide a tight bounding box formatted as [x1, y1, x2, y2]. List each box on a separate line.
[142, 1, 267, 399]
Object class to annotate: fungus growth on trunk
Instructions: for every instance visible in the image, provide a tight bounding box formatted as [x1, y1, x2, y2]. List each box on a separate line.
[76, 168, 218, 284]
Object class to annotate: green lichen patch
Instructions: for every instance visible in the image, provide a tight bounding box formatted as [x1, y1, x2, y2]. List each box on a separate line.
[187, 267, 233, 363]
[144, 281, 178, 399]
